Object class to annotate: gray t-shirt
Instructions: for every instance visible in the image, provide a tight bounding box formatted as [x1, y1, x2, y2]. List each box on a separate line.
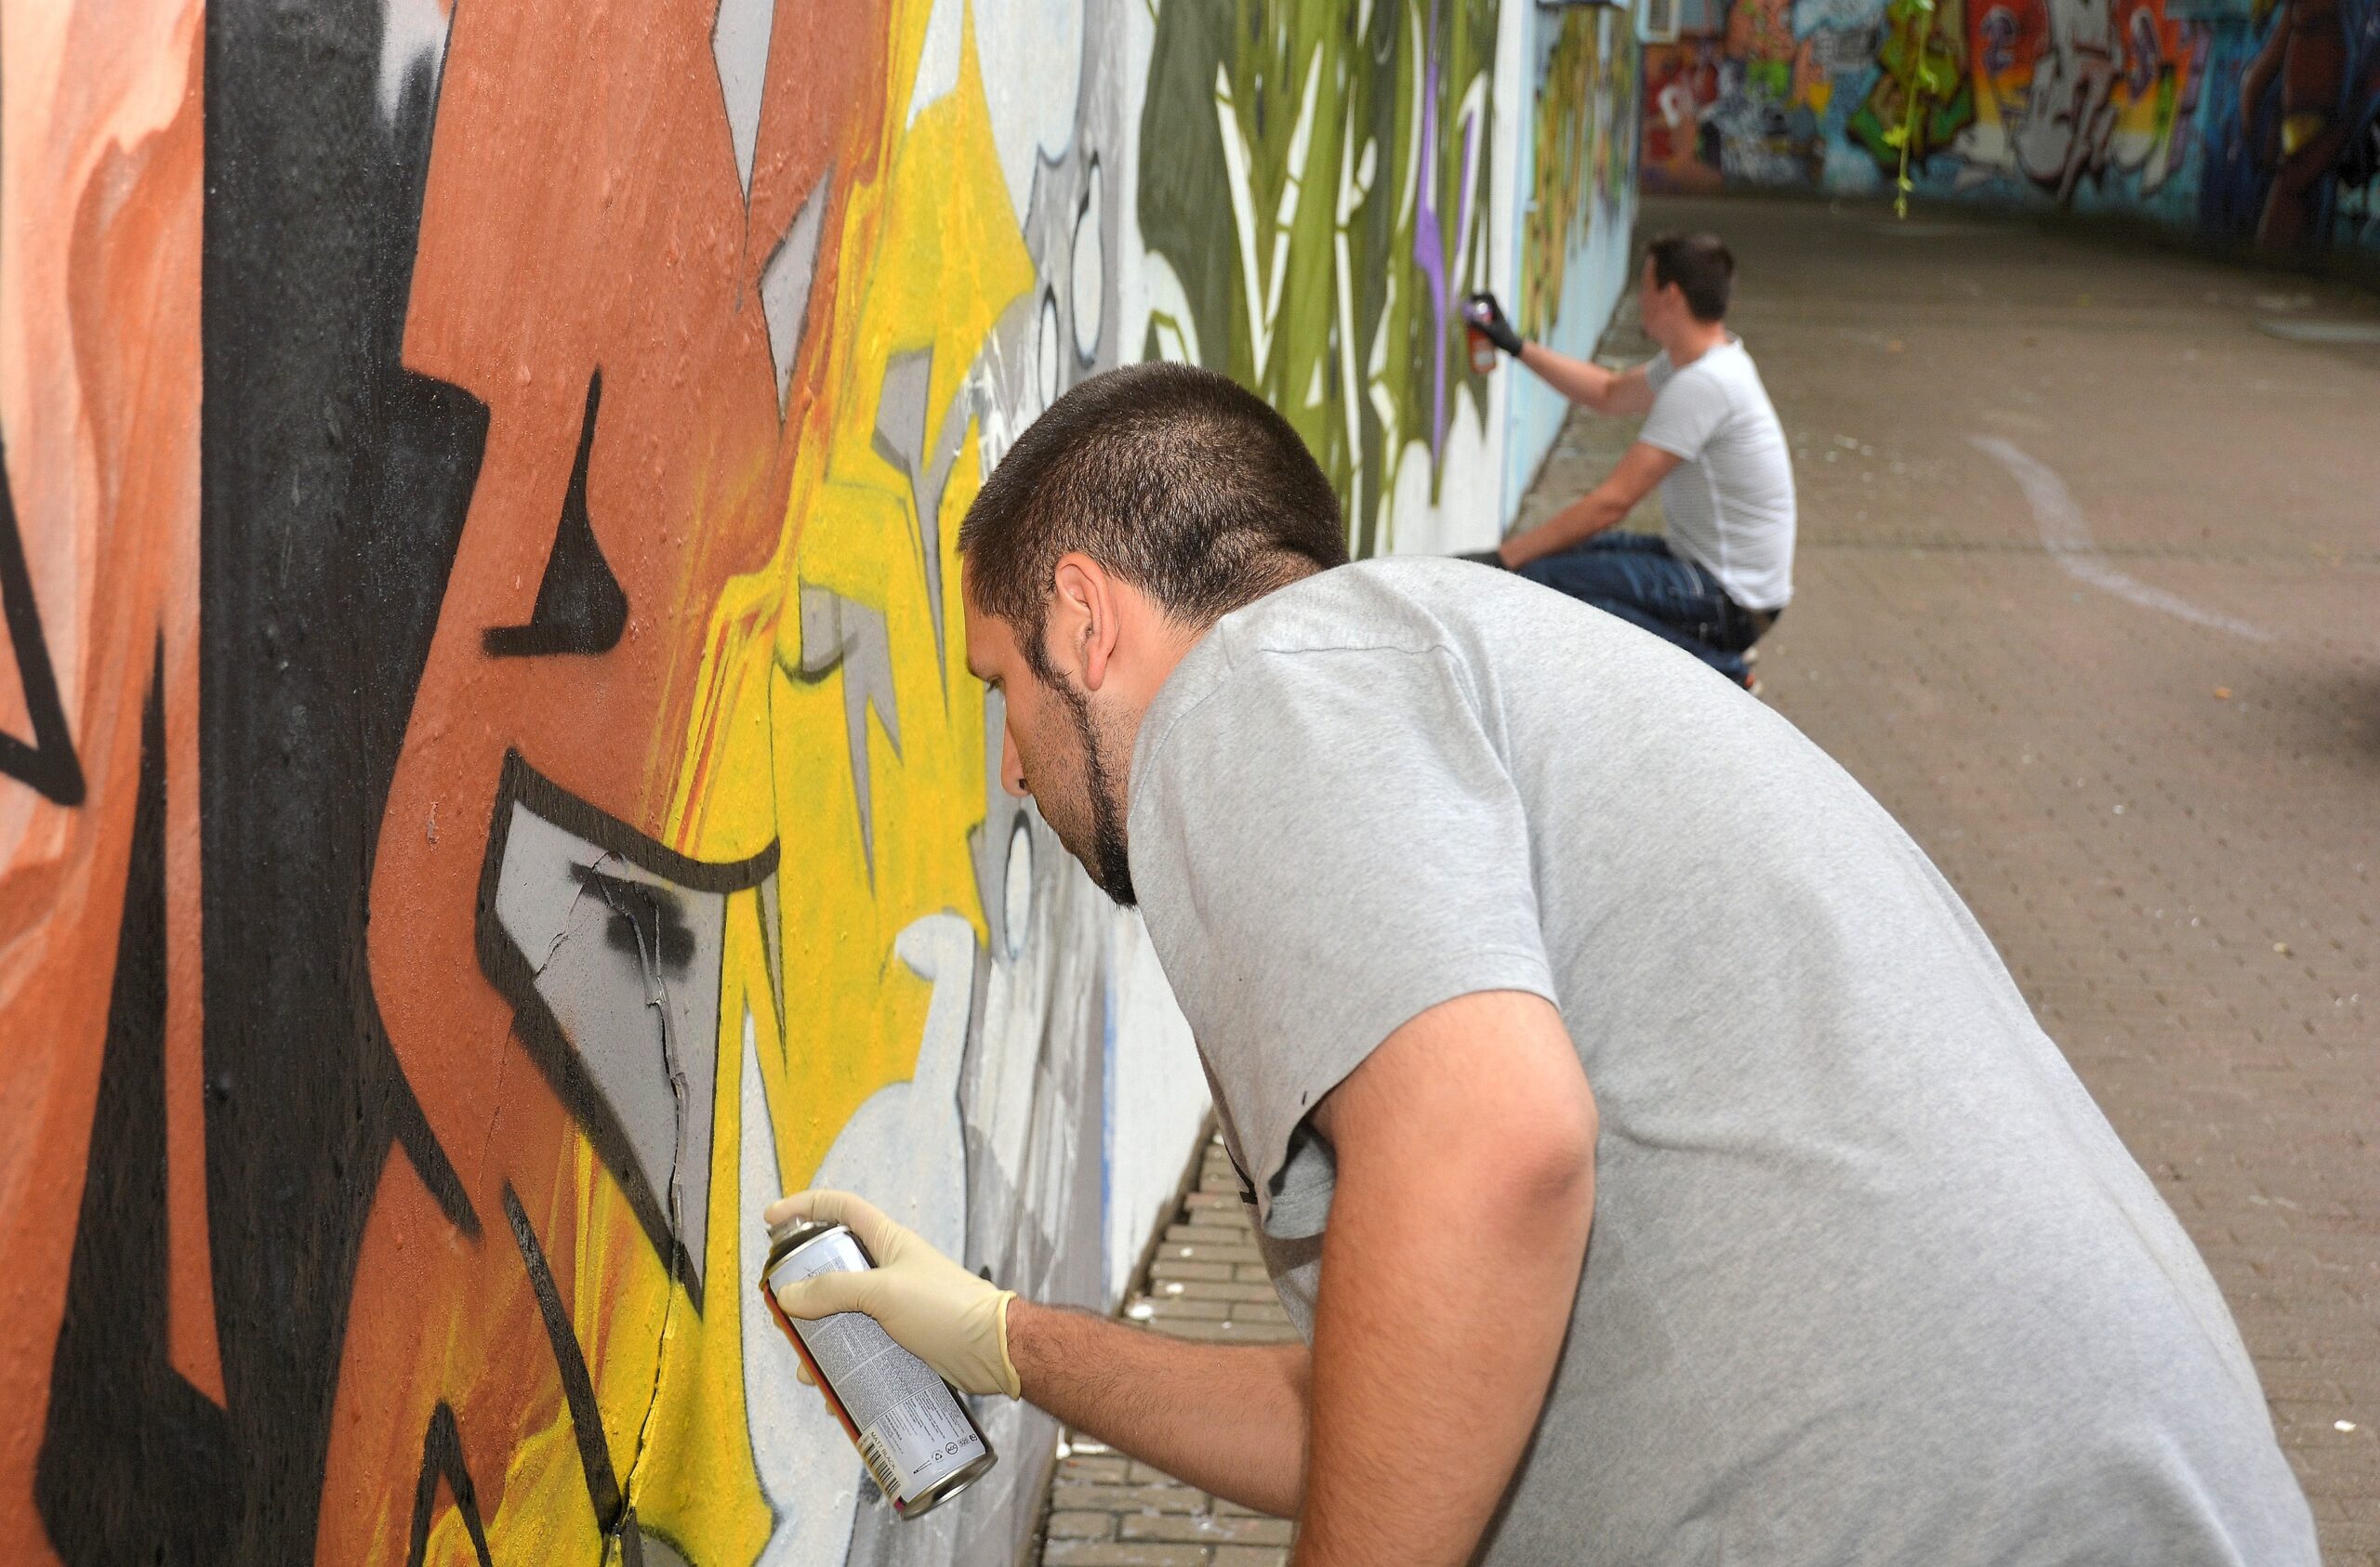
[1641, 339, 1796, 612]
[1126, 559, 2313, 1567]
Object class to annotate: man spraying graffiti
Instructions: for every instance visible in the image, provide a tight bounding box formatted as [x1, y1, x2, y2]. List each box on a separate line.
[1461, 232, 1792, 692]
[760, 362, 2316, 1565]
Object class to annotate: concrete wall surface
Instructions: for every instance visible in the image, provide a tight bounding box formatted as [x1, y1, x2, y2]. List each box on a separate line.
[1641, 0, 2380, 266]
[0, 1, 1634, 1564]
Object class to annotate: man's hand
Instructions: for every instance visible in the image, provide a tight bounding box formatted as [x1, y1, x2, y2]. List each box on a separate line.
[1295, 991, 1598, 1567]
[1463, 292, 1524, 357]
[763, 1189, 1021, 1398]
[770, 1194, 1312, 1515]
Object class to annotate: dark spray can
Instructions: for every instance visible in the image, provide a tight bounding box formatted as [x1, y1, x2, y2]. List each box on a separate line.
[759, 1218, 998, 1519]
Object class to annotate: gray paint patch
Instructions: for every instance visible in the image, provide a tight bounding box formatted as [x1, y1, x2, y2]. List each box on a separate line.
[712, 0, 775, 201]
[761, 176, 831, 415]
[633, 1527, 697, 1567]
[873, 349, 934, 483]
[795, 586, 904, 866]
[377, 0, 453, 124]
[491, 802, 734, 1286]
[870, 348, 966, 665]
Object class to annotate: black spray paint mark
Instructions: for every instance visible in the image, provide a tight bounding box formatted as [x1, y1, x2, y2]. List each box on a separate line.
[0, 433, 86, 805]
[483, 371, 629, 658]
[180, 11, 487, 1559]
[507, 1179, 681, 1567]
[405, 1402, 495, 1567]
[34, 646, 236, 1565]
[577, 863, 699, 972]
[503, 1182, 628, 1539]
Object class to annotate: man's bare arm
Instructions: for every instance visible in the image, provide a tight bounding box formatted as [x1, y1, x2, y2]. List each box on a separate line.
[1519, 342, 1655, 416]
[1499, 440, 1681, 568]
[1008, 1300, 1311, 1518]
[1292, 991, 1598, 1567]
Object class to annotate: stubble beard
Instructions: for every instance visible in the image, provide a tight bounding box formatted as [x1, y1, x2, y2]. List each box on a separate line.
[1051, 678, 1137, 908]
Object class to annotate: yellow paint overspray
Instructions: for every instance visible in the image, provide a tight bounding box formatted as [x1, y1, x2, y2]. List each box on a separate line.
[435, 3, 1046, 1562]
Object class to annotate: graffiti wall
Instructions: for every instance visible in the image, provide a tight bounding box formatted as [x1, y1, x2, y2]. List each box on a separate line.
[1, 2, 1633, 1565]
[1138, 1, 1490, 556]
[1642, 0, 2379, 260]
[1507, 3, 1644, 510]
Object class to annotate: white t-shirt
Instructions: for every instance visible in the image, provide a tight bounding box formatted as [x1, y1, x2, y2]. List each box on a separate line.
[1640, 337, 1796, 612]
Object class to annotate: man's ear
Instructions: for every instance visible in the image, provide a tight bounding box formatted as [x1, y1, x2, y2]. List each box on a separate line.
[1052, 553, 1120, 692]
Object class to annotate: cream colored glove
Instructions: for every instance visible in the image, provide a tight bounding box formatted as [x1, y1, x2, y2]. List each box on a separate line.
[762, 1189, 1021, 1400]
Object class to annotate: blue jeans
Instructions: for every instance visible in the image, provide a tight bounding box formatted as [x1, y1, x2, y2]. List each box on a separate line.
[1517, 533, 1771, 684]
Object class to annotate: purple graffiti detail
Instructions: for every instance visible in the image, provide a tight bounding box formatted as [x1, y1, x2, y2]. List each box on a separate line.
[1409, 0, 1490, 466]
[1414, 2, 1450, 463]
[1454, 110, 1478, 404]
[2128, 10, 2163, 97]
[1981, 7, 2021, 76]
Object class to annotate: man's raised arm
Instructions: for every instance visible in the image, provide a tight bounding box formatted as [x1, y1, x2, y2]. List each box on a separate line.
[1465, 292, 1655, 416]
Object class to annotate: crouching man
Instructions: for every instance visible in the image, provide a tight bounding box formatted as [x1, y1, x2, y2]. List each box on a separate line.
[1464, 232, 1792, 691]
[769, 363, 2315, 1566]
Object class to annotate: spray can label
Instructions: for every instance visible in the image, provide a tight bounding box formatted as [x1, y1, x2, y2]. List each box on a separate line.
[760, 1222, 996, 1516]
[1466, 323, 1499, 375]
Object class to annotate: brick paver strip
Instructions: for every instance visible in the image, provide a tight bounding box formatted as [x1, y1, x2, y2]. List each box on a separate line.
[1040, 197, 2379, 1564]
[1038, 1141, 1303, 1564]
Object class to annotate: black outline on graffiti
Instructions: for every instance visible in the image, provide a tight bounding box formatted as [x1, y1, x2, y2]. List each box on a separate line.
[405, 1402, 496, 1567]
[483, 371, 630, 658]
[474, 749, 776, 1310]
[33, 642, 237, 1565]
[502, 1181, 628, 1536]
[496, 1182, 691, 1567]
[0, 433, 86, 804]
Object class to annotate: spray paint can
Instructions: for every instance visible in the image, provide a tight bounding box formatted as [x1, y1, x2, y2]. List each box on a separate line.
[759, 1218, 998, 1519]
[1466, 321, 1500, 375]
[1461, 296, 1502, 375]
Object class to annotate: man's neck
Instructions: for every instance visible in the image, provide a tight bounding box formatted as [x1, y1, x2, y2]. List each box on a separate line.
[1110, 614, 1210, 797]
[1659, 318, 1731, 369]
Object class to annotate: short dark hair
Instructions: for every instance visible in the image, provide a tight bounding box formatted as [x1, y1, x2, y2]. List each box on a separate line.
[958, 362, 1349, 678]
[1646, 231, 1734, 323]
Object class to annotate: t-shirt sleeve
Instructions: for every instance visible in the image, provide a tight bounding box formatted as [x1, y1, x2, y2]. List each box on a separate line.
[1637, 363, 1728, 463]
[1130, 642, 1559, 1240]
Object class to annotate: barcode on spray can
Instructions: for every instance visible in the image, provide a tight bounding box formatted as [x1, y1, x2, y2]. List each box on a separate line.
[760, 1219, 997, 1518]
[856, 1428, 904, 1500]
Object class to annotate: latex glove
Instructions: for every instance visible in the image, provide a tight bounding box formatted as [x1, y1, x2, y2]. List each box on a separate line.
[762, 1189, 1022, 1399]
[1463, 291, 1523, 357]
